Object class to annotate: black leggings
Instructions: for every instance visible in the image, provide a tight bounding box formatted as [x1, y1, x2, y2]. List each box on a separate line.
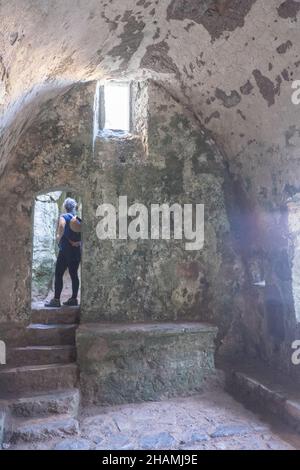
[54, 250, 80, 300]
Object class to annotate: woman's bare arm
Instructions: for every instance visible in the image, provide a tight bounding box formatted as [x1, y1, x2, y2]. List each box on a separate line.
[56, 216, 66, 244]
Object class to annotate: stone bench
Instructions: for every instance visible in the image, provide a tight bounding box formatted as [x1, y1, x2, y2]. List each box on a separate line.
[77, 322, 218, 405]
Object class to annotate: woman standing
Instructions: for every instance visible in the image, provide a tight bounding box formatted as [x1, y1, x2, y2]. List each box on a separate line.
[45, 197, 81, 307]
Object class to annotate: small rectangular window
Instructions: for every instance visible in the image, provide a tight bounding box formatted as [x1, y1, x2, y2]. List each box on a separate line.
[102, 82, 130, 134]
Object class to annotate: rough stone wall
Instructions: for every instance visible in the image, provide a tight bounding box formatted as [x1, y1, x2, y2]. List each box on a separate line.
[1, 0, 300, 381]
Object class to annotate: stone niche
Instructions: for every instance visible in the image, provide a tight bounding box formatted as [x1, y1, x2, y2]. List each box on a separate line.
[0, 78, 242, 403]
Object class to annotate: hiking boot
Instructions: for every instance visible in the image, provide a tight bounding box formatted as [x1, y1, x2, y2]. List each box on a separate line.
[63, 297, 78, 306]
[44, 298, 61, 308]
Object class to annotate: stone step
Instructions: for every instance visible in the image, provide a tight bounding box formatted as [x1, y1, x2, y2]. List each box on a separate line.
[11, 415, 79, 443]
[26, 324, 77, 346]
[31, 305, 80, 325]
[7, 345, 76, 366]
[0, 364, 78, 398]
[5, 389, 80, 419]
[224, 362, 300, 432]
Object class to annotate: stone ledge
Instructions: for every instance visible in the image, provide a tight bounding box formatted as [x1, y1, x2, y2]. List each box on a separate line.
[77, 321, 218, 405]
[224, 363, 300, 432]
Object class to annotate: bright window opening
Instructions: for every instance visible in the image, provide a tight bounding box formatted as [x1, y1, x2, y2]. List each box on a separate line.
[103, 82, 130, 133]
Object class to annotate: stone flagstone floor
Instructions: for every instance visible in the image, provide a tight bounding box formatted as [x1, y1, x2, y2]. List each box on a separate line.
[8, 380, 300, 450]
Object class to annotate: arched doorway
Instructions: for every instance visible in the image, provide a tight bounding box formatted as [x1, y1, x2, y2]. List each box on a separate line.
[31, 190, 82, 307]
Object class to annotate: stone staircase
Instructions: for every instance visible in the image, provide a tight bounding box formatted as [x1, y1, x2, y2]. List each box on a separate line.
[0, 305, 80, 445]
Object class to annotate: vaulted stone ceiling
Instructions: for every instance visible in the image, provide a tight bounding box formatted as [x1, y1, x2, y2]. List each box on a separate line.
[1, 0, 300, 198]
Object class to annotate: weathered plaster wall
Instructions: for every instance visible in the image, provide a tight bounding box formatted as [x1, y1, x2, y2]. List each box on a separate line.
[1, 1, 299, 167]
